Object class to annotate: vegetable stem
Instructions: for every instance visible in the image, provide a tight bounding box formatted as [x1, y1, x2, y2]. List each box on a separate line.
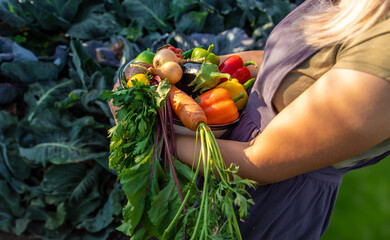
[210, 72, 231, 81]
[147, 124, 160, 194]
[191, 127, 208, 240]
[166, 97, 177, 158]
[243, 78, 255, 90]
[162, 135, 203, 239]
[159, 110, 184, 203]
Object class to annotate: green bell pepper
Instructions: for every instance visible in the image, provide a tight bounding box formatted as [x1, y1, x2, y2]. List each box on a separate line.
[191, 44, 220, 65]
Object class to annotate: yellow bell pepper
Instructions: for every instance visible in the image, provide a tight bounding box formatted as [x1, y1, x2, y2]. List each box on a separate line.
[126, 73, 150, 88]
[216, 78, 255, 111]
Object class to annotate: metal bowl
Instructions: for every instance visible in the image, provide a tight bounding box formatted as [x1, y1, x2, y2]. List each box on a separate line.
[118, 60, 133, 88]
[172, 118, 239, 139]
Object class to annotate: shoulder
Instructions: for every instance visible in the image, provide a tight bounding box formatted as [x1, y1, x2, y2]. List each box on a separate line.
[344, 14, 390, 47]
[334, 14, 390, 81]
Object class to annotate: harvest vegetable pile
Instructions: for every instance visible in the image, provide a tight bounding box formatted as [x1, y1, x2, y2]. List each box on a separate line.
[100, 44, 257, 239]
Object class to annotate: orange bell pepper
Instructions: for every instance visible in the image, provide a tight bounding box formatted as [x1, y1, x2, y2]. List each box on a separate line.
[195, 87, 243, 125]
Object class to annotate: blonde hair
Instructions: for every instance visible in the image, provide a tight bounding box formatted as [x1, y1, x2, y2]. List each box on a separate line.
[300, 0, 390, 48]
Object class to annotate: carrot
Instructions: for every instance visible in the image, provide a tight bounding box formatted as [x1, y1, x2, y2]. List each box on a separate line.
[169, 85, 207, 131]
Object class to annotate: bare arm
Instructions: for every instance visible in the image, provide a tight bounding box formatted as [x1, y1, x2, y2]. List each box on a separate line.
[175, 68, 390, 185]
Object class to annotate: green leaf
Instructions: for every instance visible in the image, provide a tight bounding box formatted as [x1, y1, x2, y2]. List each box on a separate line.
[67, 186, 101, 225]
[0, 111, 17, 137]
[40, 163, 86, 195]
[67, 4, 121, 40]
[188, 61, 224, 93]
[137, 119, 147, 134]
[0, 142, 31, 182]
[70, 39, 100, 89]
[0, 61, 59, 84]
[20, 0, 71, 31]
[51, 0, 81, 22]
[147, 176, 182, 237]
[130, 228, 147, 240]
[122, 0, 172, 32]
[175, 11, 208, 33]
[27, 79, 74, 121]
[0, 83, 20, 105]
[236, 0, 264, 24]
[0, 1, 28, 27]
[14, 215, 30, 235]
[117, 161, 152, 236]
[168, 0, 198, 19]
[172, 158, 195, 184]
[262, 0, 294, 24]
[76, 182, 124, 232]
[45, 202, 66, 230]
[0, 180, 24, 217]
[0, 211, 13, 232]
[69, 165, 103, 206]
[19, 140, 108, 165]
[154, 79, 170, 109]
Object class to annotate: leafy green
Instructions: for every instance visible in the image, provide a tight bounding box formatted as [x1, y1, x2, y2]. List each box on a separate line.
[76, 182, 124, 233]
[188, 61, 230, 93]
[147, 175, 181, 238]
[41, 163, 86, 195]
[0, 180, 24, 217]
[116, 161, 151, 236]
[67, 4, 121, 40]
[100, 79, 170, 173]
[0, 83, 21, 105]
[175, 11, 209, 33]
[0, 1, 27, 27]
[69, 165, 104, 206]
[122, 0, 172, 32]
[1, 61, 59, 84]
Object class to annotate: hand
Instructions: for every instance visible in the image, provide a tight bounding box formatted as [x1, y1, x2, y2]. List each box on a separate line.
[108, 79, 121, 125]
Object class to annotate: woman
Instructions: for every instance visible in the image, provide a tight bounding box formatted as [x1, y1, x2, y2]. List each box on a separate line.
[173, 0, 390, 239]
[110, 0, 390, 238]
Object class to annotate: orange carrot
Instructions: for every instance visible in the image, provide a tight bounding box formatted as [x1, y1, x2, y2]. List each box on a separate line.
[169, 85, 207, 131]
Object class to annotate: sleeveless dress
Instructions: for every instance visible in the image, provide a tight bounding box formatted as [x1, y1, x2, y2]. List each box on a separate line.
[221, 1, 390, 239]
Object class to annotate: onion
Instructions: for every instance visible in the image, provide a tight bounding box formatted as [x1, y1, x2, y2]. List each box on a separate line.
[150, 61, 183, 84]
[153, 49, 179, 69]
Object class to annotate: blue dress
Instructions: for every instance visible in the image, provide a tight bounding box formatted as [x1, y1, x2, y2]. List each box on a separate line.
[221, 1, 390, 239]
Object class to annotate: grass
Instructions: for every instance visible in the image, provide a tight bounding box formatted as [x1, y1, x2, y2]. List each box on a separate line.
[321, 155, 390, 240]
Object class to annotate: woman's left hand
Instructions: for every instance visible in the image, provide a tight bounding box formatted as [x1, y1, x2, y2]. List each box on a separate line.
[108, 79, 121, 125]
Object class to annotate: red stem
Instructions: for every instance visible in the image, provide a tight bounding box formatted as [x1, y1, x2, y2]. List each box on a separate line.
[160, 106, 168, 174]
[158, 110, 184, 203]
[166, 97, 177, 158]
[147, 124, 160, 195]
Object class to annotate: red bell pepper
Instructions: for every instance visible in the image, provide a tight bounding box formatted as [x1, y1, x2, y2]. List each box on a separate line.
[218, 55, 257, 84]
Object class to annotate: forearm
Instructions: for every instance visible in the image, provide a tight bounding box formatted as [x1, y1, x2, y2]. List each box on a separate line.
[174, 134, 252, 175]
[175, 69, 390, 185]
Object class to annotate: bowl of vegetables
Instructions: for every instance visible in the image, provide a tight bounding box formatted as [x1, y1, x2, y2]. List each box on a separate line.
[118, 45, 254, 138]
[103, 44, 257, 239]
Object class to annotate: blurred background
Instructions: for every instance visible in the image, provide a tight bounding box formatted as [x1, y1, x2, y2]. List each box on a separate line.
[0, 0, 389, 239]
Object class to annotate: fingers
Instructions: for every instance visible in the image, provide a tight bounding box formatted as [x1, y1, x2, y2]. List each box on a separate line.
[109, 78, 121, 125]
[112, 78, 121, 91]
